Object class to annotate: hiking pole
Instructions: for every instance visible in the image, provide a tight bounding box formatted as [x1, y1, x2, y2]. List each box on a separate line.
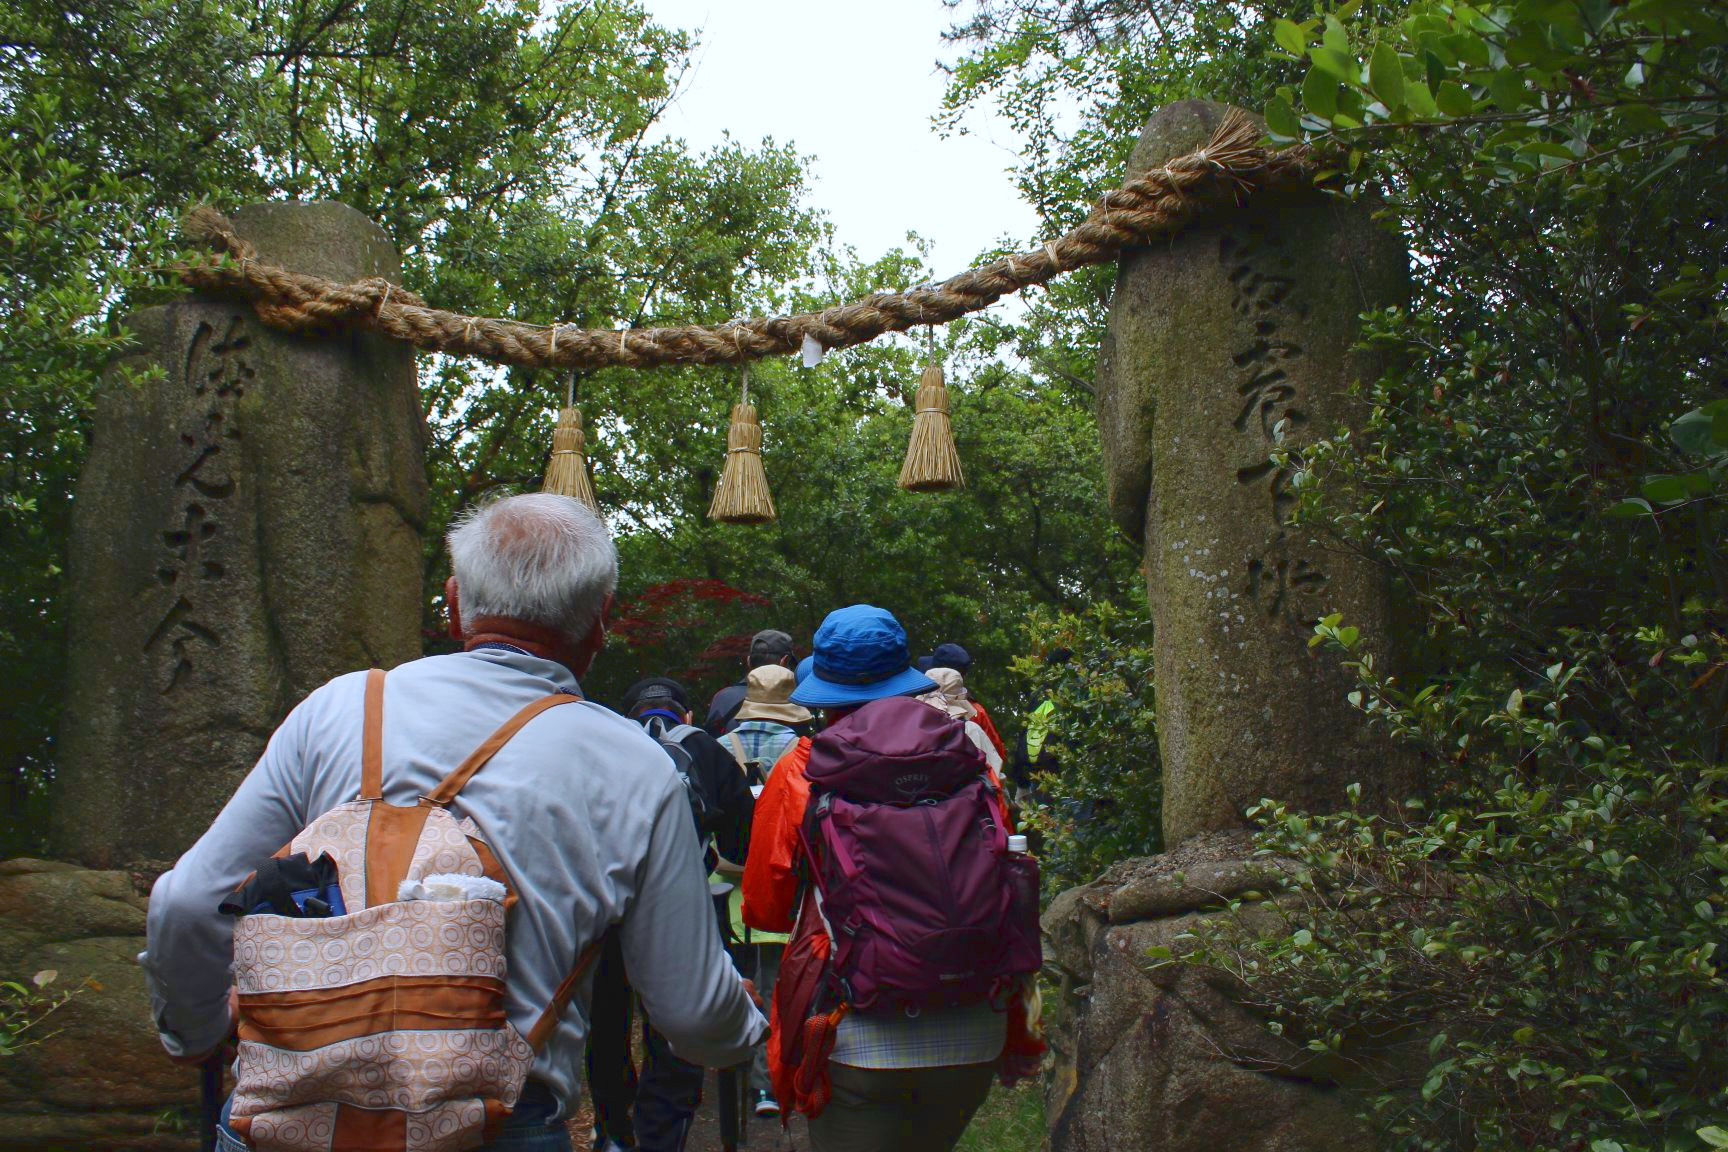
[199, 1054, 222, 1151]
[737, 1057, 751, 1144]
[717, 1066, 740, 1152]
[710, 880, 745, 1152]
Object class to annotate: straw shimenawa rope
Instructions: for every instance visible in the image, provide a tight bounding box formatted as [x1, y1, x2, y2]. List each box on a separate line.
[175, 110, 1307, 372]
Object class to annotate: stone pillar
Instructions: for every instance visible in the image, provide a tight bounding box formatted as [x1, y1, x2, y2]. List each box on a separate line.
[1096, 101, 1410, 848]
[53, 202, 428, 868]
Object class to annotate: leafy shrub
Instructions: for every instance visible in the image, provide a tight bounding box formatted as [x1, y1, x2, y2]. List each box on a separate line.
[1139, 0, 1728, 1144]
[1188, 631, 1728, 1149]
[1013, 602, 1162, 892]
[1, 969, 80, 1058]
[1199, 401, 1726, 1150]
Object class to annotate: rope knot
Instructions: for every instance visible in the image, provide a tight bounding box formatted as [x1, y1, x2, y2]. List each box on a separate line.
[357, 276, 425, 315]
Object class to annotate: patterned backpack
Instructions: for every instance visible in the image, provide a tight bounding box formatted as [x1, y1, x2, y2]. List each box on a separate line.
[226, 669, 595, 1152]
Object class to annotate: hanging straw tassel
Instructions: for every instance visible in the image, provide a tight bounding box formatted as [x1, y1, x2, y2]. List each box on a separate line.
[708, 400, 777, 524]
[898, 362, 964, 491]
[543, 404, 600, 515]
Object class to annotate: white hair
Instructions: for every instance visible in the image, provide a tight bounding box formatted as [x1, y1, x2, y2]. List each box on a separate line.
[446, 493, 618, 641]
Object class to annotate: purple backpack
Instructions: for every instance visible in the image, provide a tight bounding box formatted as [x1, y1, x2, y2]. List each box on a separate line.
[798, 696, 1042, 1013]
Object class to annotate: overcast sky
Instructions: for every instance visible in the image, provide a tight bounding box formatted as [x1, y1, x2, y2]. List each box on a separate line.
[640, 0, 1040, 273]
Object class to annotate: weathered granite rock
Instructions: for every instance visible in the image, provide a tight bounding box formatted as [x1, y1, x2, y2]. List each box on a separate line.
[0, 859, 81, 875]
[54, 201, 428, 867]
[11, 938, 191, 1110]
[1096, 101, 1411, 847]
[1043, 839, 1374, 1152]
[0, 862, 197, 1151]
[0, 1113, 197, 1152]
[0, 859, 148, 941]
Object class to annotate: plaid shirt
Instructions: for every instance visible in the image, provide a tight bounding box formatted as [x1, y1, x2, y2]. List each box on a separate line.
[725, 721, 800, 778]
[830, 1001, 1008, 1069]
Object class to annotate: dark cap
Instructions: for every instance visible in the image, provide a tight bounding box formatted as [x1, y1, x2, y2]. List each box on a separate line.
[620, 676, 692, 717]
[748, 629, 794, 667]
[929, 642, 972, 674]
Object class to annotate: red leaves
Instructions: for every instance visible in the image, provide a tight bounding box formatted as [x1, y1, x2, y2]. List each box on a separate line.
[608, 578, 774, 684]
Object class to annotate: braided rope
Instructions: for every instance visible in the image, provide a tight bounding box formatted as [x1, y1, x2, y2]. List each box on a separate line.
[175, 110, 1309, 371]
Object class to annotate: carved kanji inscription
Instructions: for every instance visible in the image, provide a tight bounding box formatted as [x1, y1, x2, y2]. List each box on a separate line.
[145, 317, 250, 693]
[1221, 221, 1327, 620]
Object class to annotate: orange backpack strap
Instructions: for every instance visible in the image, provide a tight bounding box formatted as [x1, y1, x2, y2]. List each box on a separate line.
[526, 933, 606, 1051]
[359, 668, 387, 801]
[423, 692, 583, 807]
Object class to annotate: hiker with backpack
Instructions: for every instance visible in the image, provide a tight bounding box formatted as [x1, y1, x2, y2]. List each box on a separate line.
[590, 676, 755, 1152]
[917, 643, 1008, 763]
[917, 666, 1004, 775]
[702, 628, 795, 736]
[142, 493, 764, 1152]
[1005, 646, 1073, 803]
[619, 676, 755, 874]
[742, 605, 1044, 1152]
[724, 664, 815, 785]
[718, 663, 814, 1119]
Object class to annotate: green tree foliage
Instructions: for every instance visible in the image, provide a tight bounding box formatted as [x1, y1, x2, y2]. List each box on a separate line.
[1011, 602, 1161, 891]
[0, 0, 822, 853]
[4, 0, 1140, 854]
[952, 0, 1726, 1146]
[577, 252, 1141, 708]
[940, 0, 1317, 381]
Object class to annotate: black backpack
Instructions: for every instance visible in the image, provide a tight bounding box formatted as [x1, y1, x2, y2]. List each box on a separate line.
[643, 717, 712, 837]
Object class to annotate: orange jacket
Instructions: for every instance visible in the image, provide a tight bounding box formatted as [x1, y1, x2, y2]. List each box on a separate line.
[741, 736, 813, 935]
[972, 700, 1009, 761]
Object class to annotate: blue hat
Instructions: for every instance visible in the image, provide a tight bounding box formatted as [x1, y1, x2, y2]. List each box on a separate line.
[795, 655, 814, 684]
[791, 605, 937, 708]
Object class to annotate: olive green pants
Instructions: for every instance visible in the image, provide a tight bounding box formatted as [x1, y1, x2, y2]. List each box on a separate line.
[808, 1062, 996, 1152]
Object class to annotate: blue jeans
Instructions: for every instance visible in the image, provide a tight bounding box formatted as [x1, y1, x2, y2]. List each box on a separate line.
[217, 1084, 573, 1152]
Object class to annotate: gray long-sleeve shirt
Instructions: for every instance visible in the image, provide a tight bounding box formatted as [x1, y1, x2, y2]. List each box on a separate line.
[144, 647, 765, 1106]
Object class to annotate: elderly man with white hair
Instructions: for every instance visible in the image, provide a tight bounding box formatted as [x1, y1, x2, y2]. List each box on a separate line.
[144, 493, 765, 1151]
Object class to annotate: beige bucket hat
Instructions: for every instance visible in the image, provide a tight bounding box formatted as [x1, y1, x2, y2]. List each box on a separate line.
[918, 666, 978, 720]
[734, 664, 814, 725]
